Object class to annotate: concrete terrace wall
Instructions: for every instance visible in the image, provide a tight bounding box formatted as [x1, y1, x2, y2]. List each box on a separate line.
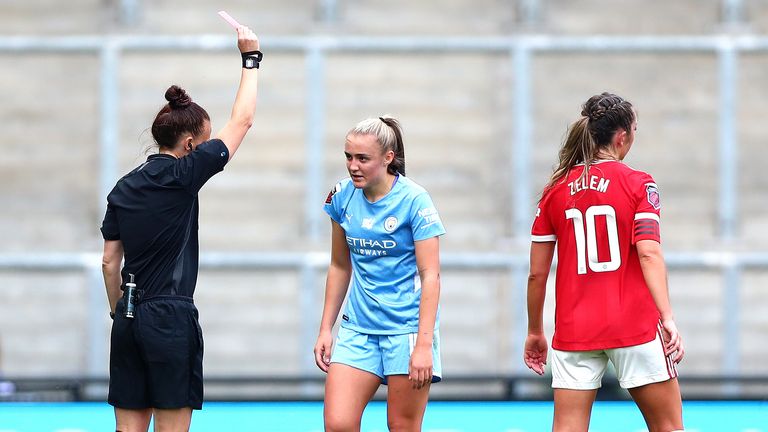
[0, 0, 766, 381]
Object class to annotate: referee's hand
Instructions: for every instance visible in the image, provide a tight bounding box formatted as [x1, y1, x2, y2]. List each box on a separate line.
[237, 26, 259, 53]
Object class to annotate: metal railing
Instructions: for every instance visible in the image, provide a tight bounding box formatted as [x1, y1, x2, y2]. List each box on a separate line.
[1, 33, 767, 381]
[2, 34, 761, 240]
[1, 250, 767, 380]
[3, 373, 766, 401]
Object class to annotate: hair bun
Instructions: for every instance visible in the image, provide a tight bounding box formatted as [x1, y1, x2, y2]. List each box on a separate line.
[165, 85, 192, 109]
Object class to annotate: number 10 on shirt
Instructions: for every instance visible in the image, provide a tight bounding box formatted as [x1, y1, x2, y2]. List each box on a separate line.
[565, 205, 621, 275]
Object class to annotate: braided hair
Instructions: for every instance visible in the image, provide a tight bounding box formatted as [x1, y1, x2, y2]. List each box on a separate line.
[545, 92, 635, 191]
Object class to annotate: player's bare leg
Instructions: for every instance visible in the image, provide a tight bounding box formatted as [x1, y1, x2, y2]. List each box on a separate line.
[152, 407, 192, 432]
[115, 407, 151, 432]
[386, 375, 430, 432]
[552, 388, 597, 432]
[628, 378, 683, 432]
[324, 363, 381, 432]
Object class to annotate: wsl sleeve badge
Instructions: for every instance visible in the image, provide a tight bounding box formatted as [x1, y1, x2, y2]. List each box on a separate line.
[646, 183, 661, 210]
[325, 182, 342, 205]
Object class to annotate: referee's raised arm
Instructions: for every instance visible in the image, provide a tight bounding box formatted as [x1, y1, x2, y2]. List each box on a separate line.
[215, 25, 260, 161]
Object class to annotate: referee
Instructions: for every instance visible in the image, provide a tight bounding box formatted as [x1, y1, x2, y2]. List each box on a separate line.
[100, 26, 260, 431]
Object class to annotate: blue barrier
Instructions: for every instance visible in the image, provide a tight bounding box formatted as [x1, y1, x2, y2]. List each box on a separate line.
[0, 400, 765, 431]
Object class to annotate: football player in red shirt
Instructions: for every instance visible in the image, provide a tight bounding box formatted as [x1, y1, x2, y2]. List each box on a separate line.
[525, 93, 685, 432]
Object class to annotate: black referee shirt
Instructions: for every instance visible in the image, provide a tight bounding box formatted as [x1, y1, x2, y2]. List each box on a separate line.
[100, 139, 229, 299]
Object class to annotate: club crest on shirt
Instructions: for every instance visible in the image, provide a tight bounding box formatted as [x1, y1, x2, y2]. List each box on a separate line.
[325, 182, 342, 204]
[383, 216, 398, 232]
[646, 184, 661, 210]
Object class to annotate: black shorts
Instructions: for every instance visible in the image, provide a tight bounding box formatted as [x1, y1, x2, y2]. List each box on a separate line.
[108, 295, 204, 410]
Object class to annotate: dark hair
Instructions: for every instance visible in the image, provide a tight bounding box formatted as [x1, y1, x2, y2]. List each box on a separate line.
[545, 92, 635, 190]
[150, 85, 210, 149]
[348, 115, 406, 176]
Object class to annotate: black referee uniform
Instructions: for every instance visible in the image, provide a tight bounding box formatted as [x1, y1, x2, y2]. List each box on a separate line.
[100, 139, 229, 410]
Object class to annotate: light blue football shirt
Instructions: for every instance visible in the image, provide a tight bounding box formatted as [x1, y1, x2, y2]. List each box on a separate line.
[324, 175, 446, 335]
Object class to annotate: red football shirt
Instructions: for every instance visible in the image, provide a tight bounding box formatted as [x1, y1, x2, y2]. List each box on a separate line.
[531, 160, 662, 351]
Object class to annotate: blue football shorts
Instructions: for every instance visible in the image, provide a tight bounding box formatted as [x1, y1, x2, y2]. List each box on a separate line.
[331, 326, 442, 384]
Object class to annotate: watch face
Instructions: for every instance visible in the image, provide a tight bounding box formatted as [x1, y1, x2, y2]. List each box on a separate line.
[245, 58, 256, 68]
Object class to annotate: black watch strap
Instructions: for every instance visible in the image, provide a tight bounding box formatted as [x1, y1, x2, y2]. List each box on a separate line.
[110, 311, 115, 320]
[242, 50, 263, 69]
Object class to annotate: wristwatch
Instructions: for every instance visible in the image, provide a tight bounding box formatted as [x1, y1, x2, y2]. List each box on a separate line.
[242, 50, 263, 69]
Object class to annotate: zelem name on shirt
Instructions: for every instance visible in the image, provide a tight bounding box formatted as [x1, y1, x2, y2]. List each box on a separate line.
[569, 175, 610, 196]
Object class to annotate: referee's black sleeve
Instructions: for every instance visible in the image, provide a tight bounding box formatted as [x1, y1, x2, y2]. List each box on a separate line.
[175, 139, 230, 194]
[100, 203, 121, 240]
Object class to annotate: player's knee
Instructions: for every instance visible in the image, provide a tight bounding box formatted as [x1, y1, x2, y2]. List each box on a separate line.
[324, 415, 358, 432]
[324, 422, 355, 432]
[387, 420, 416, 432]
[387, 415, 420, 432]
[648, 422, 684, 432]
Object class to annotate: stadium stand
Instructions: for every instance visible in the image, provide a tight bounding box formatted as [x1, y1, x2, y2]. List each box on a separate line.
[0, 0, 766, 400]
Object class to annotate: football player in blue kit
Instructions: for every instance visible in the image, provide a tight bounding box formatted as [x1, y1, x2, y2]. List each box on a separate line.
[314, 115, 445, 431]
